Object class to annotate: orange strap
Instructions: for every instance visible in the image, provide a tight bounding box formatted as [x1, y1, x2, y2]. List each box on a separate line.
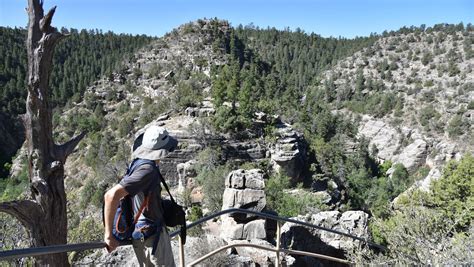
[115, 209, 127, 233]
[133, 195, 150, 224]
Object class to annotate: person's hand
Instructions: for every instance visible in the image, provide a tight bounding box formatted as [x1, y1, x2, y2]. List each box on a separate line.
[104, 235, 120, 253]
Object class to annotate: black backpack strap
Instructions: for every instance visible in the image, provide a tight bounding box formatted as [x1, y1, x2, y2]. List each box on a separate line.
[159, 172, 186, 244]
[160, 174, 176, 204]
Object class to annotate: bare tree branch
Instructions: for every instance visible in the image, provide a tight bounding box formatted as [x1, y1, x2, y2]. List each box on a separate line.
[39, 6, 55, 32]
[0, 200, 41, 229]
[56, 131, 86, 162]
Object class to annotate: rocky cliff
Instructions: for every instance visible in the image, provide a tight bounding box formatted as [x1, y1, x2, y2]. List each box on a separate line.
[316, 29, 473, 189]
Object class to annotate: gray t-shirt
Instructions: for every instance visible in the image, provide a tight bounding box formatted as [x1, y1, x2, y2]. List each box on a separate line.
[119, 164, 164, 224]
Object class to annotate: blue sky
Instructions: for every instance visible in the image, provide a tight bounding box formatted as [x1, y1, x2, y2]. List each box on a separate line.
[1, 0, 472, 38]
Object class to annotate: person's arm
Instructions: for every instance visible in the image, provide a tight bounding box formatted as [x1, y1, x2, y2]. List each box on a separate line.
[103, 184, 128, 252]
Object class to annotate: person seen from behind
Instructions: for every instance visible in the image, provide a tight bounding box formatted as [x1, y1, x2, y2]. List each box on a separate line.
[103, 125, 178, 266]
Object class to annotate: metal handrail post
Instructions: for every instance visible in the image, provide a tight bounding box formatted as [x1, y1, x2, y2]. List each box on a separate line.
[276, 221, 281, 266]
[178, 235, 185, 267]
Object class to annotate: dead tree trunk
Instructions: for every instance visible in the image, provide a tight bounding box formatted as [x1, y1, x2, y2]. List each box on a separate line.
[0, 0, 84, 265]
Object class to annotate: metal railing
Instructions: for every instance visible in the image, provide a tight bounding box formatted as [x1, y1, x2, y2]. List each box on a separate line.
[0, 208, 386, 266]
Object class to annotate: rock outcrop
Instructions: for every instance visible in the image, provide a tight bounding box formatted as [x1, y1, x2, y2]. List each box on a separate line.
[222, 169, 267, 218]
[220, 169, 270, 241]
[177, 159, 197, 191]
[281, 210, 369, 265]
[269, 121, 307, 182]
[358, 115, 430, 172]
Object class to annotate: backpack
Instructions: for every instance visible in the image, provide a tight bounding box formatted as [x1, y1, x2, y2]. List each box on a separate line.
[112, 159, 161, 241]
[103, 159, 186, 254]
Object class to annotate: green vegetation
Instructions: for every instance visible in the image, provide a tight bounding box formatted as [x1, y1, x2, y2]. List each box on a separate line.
[68, 217, 104, 261]
[187, 205, 205, 236]
[79, 179, 106, 209]
[209, 24, 379, 135]
[194, 147, 228, 213]
[0, 26, 154, 176]
[265, 174, 326, 217]
[428, 154, 473, 229]
[1, 20, 472, 263]
[0, 27, 153, 116]
[419, 104, 441, 127]
[447, 114, 469, 138]
[365, 154, 473, 264]
[0, 158, 28, 202]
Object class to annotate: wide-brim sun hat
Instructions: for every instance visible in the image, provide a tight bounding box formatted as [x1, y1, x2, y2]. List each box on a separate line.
[132, 125, 178, 160]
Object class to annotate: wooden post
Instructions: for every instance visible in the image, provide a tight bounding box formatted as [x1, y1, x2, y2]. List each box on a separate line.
[178, 234, 185, 267]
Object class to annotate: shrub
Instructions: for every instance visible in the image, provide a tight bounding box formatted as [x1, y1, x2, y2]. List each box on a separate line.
[187, 205, 204, 237]
[79, 179, 104, 209]
[364, 155, 473, 264]
[68, 217, 104, 261]
[175, 80, 202, 109]
[419, 105, 440, 126]
[367, 204, 467, 265]
[132, 67, 143, 80]
[468, 101, 474, 110]
[447, 115, 467, 137]
[0, 163, 28, 202]
[265, 174, 325, 217]
[195, 165, 228, 213]
[194, 148, 228, 213]
[430, 154, 473, 229]
[149, 63, 162, 78]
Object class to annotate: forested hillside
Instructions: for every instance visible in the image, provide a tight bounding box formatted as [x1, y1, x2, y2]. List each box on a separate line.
[0, 20, 472, 265]
[0, 27, 154, 177]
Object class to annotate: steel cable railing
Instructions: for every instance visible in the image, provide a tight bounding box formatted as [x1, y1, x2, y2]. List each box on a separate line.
[0, 208, 387, 263]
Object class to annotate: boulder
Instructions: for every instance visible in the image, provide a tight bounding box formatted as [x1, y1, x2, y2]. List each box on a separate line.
[281, 210, 369, 265]
[243, 219, 266, 240]
[394, 139, 428, 171]
[244, 169, 265, 190]
[220, 217, 245, 240]
[222, 169, 267, 219]
[221, 188, 266, 217]
[220, 169, 269, 238]
[225, 169, 265, 190]
[225, 169, 246, 189]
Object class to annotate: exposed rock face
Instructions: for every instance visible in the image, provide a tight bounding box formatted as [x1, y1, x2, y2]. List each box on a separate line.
[393, 138, 428, 171]
[358, 115, 429, 172]
[223, 141, 267, 161]
[222, 169, 267, 221]
[243, 219, 267, 240]
[220, 169, 270, 241]
[185, 107, 215, 117]
[129, 113, 306, 189]
[177, 159, 197, 191]
[358, 117, 401, 160]
[281, 210, 369, 265]
[269, 122, 307, 182]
